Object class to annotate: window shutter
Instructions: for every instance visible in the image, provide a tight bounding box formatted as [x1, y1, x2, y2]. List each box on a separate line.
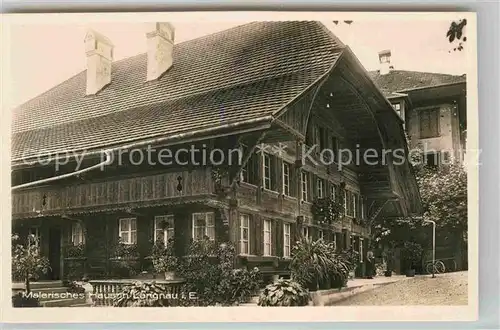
[275, 156, 282, 193]
[253, 216, 263, 256]
[272, 220, 278, 256]
[291, 221, 298, 246]
[275, 220, 284, 257]
[431, 109, 440, 136]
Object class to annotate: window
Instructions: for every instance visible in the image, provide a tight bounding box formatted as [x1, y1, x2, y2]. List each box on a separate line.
[263, 219, 272, 256]
[282, 162, 291, 196]
[318, 230, 324, 241]
[28, 227, 40, 251]
[424, 152, 440, 168]
[393, 103, 401, 111]
[263, 153, 272, 190]
[330, 184, 336, 200]
[419, 108, 440, 138]
[71, 223, 84, 245]
[119, 218, 137, 244]
[353, 194, 358, 218]
[302, 226, 310, 239]
[283, 223, 291, 258]
[240, 145, 258, 185]
[344, 190, 348, 215]
[239, 214, 250, 255]
[301, 171, 309, 201]
[317, 178, 324, 198]
[192, 212, 215, 241]
[154, 215, 174, 245]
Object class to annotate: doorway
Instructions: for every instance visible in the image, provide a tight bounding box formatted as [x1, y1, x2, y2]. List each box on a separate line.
[48, 227, 62, 280]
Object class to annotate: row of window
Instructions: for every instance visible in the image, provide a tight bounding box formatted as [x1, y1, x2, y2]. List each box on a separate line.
[70, 210, 361, 261]
[241, 151, 365, 216]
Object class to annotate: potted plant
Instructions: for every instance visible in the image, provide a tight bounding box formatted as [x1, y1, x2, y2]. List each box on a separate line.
[151, 238, 178, 280]
[110, 237, 140, 278]
[340, 248, 360, 280]
[403, 241, 423, 277]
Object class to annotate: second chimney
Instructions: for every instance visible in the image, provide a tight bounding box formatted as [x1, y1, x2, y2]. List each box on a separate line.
[378, 49, 392, 75]
[146, 22, 175, 81]
[84, 29, 114, 95]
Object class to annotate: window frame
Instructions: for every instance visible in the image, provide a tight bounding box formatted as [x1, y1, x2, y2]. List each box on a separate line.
[301, 171, 309, 202]
[192, 212, 216, 241]
[283, 223, 291, 258]
[317, 178, 324, 198]
[330, 184, 336, 200]
[239, 214, 251, 255]
[282, 162, 291, 197]
[154, 215, 175, 246]
[262, 153, 272, 190]
[263, 219, 272, 256]
[119, 218, 137, 245]
[71, 222, 84, 246]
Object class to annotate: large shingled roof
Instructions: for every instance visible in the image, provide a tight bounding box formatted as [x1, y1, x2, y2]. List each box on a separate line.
[368, 70, 466, 98]
[12, 21, 344, 161]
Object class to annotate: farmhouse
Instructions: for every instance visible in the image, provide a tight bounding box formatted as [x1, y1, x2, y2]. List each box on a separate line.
[11, 21, 421, 282]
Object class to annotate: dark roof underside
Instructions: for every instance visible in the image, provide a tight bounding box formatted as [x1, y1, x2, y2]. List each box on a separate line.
[368, 70, 466, 97]
[12, 21, 343, 160]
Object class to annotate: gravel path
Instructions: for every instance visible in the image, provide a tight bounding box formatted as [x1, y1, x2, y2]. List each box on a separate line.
[332, 271, 468, 306]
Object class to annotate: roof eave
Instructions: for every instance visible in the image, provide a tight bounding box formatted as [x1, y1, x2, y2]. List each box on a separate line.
[398, 80, 466, 93]
[11, 116, 274, 168]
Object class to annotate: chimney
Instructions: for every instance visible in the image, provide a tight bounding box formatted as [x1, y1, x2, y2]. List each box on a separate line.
[84, 29, 114, 95]
[146, 22, 175, 81]
[378, 49, 393, 75]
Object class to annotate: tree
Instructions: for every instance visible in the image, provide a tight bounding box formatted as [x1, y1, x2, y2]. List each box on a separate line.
[12, 234, 51, 293]
[447, 19, 467, 52]
[417, 163, 467, 234]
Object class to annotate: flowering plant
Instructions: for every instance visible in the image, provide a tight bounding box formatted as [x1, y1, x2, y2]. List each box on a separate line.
[311, 197, 344, 225]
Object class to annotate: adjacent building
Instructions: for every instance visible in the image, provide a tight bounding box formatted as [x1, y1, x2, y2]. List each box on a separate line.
[370, 50, 467, 167]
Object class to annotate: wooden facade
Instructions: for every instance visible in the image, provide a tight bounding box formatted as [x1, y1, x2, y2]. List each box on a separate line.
[11, 46, 421, 282]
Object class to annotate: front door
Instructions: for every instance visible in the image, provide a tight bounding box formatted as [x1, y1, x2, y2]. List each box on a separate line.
[48, 227, 62, 280]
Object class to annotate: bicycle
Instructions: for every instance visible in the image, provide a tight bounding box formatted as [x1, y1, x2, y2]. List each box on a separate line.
[425, 260, 446, 274]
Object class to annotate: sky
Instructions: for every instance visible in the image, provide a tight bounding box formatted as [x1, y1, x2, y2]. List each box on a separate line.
[6, 18, 468, 110]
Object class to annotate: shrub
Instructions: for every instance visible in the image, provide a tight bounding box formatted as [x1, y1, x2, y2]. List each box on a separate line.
[110, 238, 140, 277]
[175, 240, 262, 306]
[65, 281, 85, 294]
[402, 241, 424, 270]
[311, 197, 344, 225]
[340, 248, 360, 270]
[11, 234, 50, 292]
[290, 237, 351, 291]
[12, 292, 41, 308]
[113, 281, 175, 307]
[151, 238, 178, 274]
[258, 279, 310, 306]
